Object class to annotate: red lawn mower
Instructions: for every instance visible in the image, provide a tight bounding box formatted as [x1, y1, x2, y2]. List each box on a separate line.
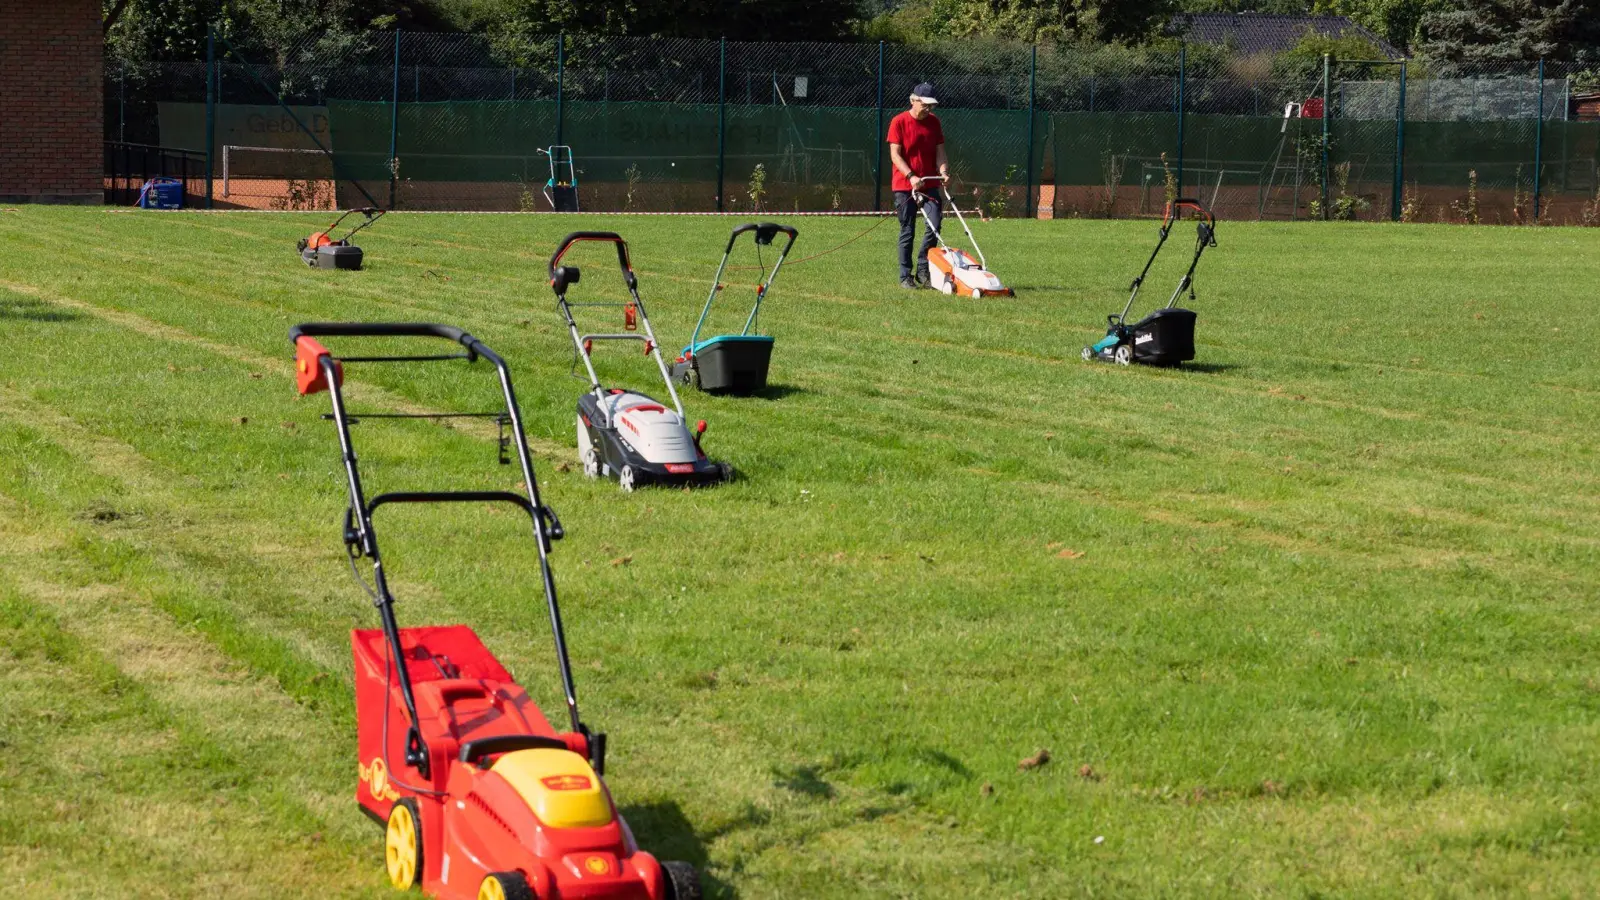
[298, 207, 385, 270]
[292, 322, 700, 900]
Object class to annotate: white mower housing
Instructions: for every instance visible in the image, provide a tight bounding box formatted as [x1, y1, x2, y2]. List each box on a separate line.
[928, 247, 1010, 297]
[601, 391, 698, 464]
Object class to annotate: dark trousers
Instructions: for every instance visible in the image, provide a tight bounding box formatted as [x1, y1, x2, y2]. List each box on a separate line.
[894, 190, 941, 279]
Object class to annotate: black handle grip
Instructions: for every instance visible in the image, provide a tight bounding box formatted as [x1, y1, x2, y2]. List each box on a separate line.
[291, 322, 470, 343]
[367, 490, 536, 515]
[726, 222, 800, 253]
[288, 322, 500, 365]
[459, 734, 572, 766]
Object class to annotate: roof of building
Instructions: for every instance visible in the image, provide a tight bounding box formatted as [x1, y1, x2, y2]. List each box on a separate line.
[1168, 13, 1404, 60]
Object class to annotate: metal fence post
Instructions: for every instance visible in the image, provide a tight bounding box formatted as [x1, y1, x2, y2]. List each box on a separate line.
[1176, 42, 1186, 198]
[388, 29, 401, 209]
[717, 38, 727, 213]
[874, 41, 885, 212]
[1024, 44, 1036, 219]
[1533, 58, 1544, 221]
[205, 24, 215, 209]
[1321, 53, 1331, 220]
[1393, 60, 1406, 221]
[555, 33, 565, 148]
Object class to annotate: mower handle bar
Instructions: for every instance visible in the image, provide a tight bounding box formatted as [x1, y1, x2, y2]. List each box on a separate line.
[366, 491, 563, 543]
[726, 222, 798, 253]
[290, 322, 496, 364]
[459, 734, 573, 766]
[325, 206, 385, 237]
[549, 231, 632, 279]
[1164, 198, 1215, 228]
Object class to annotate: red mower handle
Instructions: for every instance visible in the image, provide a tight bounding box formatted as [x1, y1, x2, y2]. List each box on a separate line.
[550, 232, 636, 295]
[550, 231, 632, 274]
[1164, 198, 1215, 228]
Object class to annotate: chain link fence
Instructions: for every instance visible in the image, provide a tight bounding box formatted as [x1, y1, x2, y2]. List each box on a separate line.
[105, 30, 1600, 224]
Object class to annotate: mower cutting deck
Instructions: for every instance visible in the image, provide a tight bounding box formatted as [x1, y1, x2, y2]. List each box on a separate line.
[671, 222, 798, 395]
[1084, 198, 1216, 367]
[551, 232, 731, 492]
[291, 322, 700, 900]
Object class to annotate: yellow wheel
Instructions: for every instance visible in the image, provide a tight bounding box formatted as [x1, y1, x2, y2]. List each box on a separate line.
[477, 872, 533, 900]
[385, 798, 423, 891]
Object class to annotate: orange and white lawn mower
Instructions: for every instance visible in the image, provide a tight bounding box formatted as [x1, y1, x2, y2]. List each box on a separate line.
[912, 176, 1013, 298]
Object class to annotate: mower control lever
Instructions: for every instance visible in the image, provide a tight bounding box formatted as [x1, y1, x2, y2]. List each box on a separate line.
[405, 727, 430, 778]
[540, 505, 565, 543]
[342, 507, 368, 557]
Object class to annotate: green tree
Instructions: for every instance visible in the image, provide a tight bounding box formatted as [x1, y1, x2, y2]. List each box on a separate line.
[1419, 0, 1600, 61]
[861, 0, 1178, 43]
[1311, 0, 1452, 53]
[105, 0, 454, 65]
[433, 0, 862, 40]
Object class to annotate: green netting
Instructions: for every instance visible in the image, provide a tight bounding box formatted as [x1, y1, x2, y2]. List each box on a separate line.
[142, 32, 1600, 220]
[326, 99, 1035, 213]
[1539, 121, 1600, 221]
[1402, 120, 1538, 223]
[1049, 113, 1178, 217]
[1180, 114, 1301, 220]
[1329, 119, 1399, 222]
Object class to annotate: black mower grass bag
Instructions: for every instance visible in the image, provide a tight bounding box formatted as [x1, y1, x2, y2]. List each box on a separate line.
[689, 337, 775, 394]
[1125, 307, 1197, 365]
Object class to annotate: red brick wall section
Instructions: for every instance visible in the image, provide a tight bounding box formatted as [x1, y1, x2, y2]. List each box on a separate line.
[0, 0, 104, 203]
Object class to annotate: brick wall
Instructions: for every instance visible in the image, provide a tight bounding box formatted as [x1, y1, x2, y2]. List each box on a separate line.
[0, 0, 104, 204]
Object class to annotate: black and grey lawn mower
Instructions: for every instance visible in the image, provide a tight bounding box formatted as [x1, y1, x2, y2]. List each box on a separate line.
[1084, 198, 1216, 367]
[550, 231, 731, 492]
[297, 207, 385, 270]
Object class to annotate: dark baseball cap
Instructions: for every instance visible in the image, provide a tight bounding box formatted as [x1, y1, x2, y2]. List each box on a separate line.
[910, 82, 939, 105]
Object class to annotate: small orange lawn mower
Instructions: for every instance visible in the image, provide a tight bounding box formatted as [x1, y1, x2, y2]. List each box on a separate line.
[291, 322, 701, 900]
[298, 207, 385, 270]
[912, 176, 1013, 298]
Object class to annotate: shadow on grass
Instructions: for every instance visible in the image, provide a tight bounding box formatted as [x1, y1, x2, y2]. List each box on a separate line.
[620, 800, 738, 899]
[772, 763, 835, 799]
[0, 295, 81, 322]
[914, 747, 973, 779]
[746, 383, 809, 401]
[1176, 362, 1240, 375]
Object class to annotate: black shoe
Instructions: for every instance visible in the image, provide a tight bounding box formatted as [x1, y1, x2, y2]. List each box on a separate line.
[900, 276, 917, 289]
[915, 265, 931, 288]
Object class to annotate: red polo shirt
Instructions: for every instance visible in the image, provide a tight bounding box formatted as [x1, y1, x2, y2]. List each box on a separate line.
[887, 110, 944, 192]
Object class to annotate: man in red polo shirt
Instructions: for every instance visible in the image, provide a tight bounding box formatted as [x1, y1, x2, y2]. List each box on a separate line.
[887, 82, 950, 289]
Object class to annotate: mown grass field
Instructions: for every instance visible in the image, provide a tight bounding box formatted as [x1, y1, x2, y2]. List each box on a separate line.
[0, 206, 1596, 898]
